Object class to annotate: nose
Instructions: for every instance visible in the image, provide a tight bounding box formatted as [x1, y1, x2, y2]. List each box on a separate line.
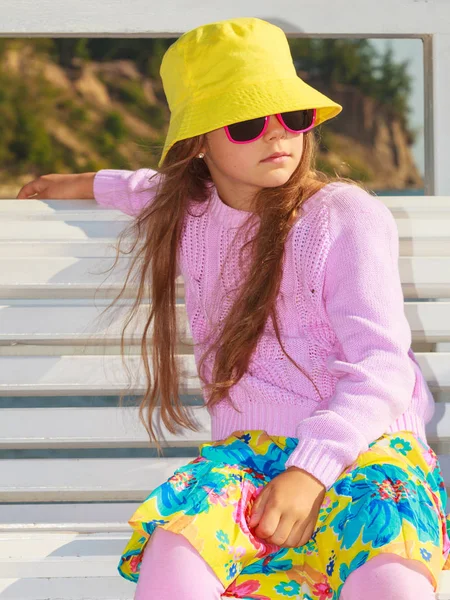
[264, 114, 286, 139]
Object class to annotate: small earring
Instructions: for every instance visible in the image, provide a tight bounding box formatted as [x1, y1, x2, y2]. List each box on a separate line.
[197, 152, 205, 159]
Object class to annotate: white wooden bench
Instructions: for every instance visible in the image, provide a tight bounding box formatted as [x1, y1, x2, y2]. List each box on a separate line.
[0, 194, 449, 599]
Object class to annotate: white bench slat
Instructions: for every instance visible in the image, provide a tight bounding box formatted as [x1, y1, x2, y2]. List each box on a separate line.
[0, 199, 134, 219]
[2, 210, 450, 236]
[0, 504, 139, 532]
[0, 354, 200, 395]
[2, 197, 450, 216]
[0, 457, 190, 501]
[379, 197, 450, 211]
[0, 241, 129, 258]
[0, 404, 448, 450]
[1, 300, 450, 344]
[0, 301, 190, 344]
[1, 257, 449, 299]
[0, 455, 449, 503]
[0, 576, 134, 600]
[0, 406, 210, 449]
[3, 196, 450, 212]
[0, 352, 448, 395]
[0, 531, 448, 598]
[0, 258, 185, 299]
[3, 239, 450, 258]
[0, 532, 130, 578]
[0, 221, 129, 240]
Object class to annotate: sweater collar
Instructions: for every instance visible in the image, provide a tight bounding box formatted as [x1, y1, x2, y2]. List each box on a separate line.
[208, 181, 340, 229]
[208, 184, 257, 228]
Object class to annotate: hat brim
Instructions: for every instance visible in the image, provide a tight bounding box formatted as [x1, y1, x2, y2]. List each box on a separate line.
[158, 76, 342, 168]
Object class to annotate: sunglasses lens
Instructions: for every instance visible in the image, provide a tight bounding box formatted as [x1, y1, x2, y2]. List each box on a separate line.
[226, 110, 315, 142]
[227, 117, 266, 142]
[281, 109, 315, 131]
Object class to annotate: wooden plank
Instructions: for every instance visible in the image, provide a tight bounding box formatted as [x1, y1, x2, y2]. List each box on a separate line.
[0, 533, 448, 598]
[3, 239, 450, 258]
[1, 256, 449, 299]
[0, 301, 190, 345]
[0, 354, 201, 396]
[0, 457, 191, 501]
[1, 300, 449, 344]
[0, 406, 210, 449]
[0, 403, 448, 450]
[0, 454, 448, 503]
[0, 200, 132, 219]
[0, 352, 448, 396]
[0, 258, 185, 299]
[0, 532, 131, 578]
[0, 576, 134, 599]
[0, 207, 450, 242]
[2, 198, 450, 218]
[0, 241, 130, 259]
[0, 504, 139, 532]
[0, 221, 129, 240]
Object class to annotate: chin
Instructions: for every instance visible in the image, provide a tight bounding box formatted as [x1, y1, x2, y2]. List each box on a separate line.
[261, 171, 292, 187]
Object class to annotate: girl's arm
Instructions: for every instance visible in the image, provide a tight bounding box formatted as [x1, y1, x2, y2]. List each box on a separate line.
[93, 168, 162, 217]
[285, 186, 420, 490]
[94, 168, 181, 278]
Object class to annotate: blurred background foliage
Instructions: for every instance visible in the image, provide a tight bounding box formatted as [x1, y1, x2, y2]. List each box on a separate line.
[0, 37, 418, 188]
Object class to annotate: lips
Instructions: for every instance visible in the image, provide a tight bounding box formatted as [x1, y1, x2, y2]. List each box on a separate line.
[262, 152, 289, 160]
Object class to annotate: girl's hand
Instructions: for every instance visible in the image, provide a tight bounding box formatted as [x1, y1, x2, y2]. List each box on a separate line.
[248, 466, 326, 548]
[16, 173, 97, 200]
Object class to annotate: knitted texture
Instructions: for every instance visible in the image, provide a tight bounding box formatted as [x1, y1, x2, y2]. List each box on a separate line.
[94, 168, 435, 490]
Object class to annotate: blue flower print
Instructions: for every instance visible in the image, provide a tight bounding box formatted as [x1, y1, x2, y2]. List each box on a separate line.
[216, 529, 230, 544]
[326, 549, 337, 576]
[142, 519, 170, 535]
[237, 433, 252, 444]
[216, 529, 230, 550]
[229, 563, 237, 578]
[339, 551, 369, 583]
[274, 580, 301, 596]
[420, 547, 432, 562]
[241, 548, 293, 576]
[152, 462, 234, 517]
[389, 436, 413, 456]
[330, 463, 440, 549]
[200, 436, 299, 480]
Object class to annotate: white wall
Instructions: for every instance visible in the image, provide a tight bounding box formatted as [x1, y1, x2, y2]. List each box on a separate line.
[0, 0, 448, 194]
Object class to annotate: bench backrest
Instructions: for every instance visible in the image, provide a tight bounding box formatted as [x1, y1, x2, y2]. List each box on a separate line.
[0, 195, 449, 530]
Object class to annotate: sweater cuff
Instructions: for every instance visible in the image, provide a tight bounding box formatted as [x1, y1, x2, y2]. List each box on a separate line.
[284, 438, 351, 491]
[92, 169, 120, 208]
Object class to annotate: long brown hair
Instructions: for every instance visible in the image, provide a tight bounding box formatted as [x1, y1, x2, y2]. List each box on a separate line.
[98, 128, 371, 451]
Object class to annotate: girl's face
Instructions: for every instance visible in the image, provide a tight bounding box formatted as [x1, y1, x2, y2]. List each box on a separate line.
[200, 114, 304, 211]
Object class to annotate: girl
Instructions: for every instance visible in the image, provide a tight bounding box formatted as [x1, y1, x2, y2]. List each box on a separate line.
[18, 16, 450, 600]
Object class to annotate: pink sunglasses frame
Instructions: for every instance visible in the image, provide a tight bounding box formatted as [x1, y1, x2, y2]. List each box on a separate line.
[224, 108, 317, 144]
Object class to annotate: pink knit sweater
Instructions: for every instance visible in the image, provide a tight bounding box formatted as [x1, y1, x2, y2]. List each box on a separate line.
[94, 168, 435, 490]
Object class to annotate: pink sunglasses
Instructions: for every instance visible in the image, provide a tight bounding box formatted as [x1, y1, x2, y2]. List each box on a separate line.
[224, 108, 317, 144]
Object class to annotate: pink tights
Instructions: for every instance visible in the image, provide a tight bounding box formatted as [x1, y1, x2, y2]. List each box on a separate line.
[134, 528, 437, 599]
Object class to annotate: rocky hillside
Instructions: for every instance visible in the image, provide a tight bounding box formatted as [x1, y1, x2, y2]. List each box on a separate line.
[0, 44, 423, 197]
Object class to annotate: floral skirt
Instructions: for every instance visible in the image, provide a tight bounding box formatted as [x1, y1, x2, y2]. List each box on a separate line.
[118, 430, 450, 599]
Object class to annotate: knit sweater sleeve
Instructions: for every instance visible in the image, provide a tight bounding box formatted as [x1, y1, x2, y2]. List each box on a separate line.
[93, 168, 181, 277]
[285, 185, 416, 490]
[93, 168, 162, 216]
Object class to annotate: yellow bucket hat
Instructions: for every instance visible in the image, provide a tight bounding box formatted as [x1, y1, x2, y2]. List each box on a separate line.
[158, 17, 342, 168]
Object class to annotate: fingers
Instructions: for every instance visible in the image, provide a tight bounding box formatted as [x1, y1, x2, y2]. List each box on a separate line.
[16, 178, 45, 199]
[248, 488, 270, 529]
[253, 505, 282, 542]
[283, 519, 313, 548]
[264, 514, 298, 547]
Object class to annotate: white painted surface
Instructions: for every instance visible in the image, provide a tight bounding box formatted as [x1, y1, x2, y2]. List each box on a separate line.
[0, 0, 446, 36]
[1, 196, 450, 597]
[0, 1, 448, 192]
